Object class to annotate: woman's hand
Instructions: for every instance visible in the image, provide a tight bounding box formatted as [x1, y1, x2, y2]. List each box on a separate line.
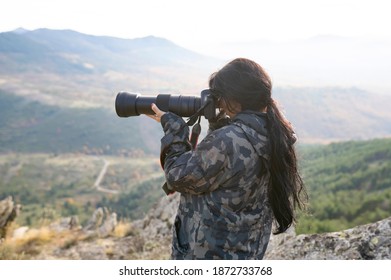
[146, 103, 166, 123]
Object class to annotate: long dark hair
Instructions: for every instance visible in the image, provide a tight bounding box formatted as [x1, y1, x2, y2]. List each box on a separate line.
[209, 58, 307, 234]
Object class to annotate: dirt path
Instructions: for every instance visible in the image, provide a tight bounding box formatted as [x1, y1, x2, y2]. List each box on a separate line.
[93, 159, 119, 194]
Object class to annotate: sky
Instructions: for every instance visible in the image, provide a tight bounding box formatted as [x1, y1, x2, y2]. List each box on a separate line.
[1, 0, 391, 55]
[2, 0, 391, 92]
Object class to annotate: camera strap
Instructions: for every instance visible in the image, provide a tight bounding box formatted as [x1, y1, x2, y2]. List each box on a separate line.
[186, 98, 211, 126]
[190, 117, 201, 149]
[185, 98, 212, 149]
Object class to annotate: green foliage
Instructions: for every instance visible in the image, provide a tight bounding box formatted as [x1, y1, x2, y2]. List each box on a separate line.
[296, 138, 391, 234]
[98, 175, 166, 220]
[1, 139, 390, 234]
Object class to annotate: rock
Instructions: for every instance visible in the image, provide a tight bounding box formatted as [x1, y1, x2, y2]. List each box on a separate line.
[264, 216, 391, 260]
[83, 208, 104, 231]
[49, 216, 80, 232]
[136, 193, 179, 237]
[83, 208, 117, 238]
[113, 193, 391, 260]
[0, 196, 21, 238]
[264, 225, 296, 254]
[12, 226, 29, 239]
[97, 213, 117, 238]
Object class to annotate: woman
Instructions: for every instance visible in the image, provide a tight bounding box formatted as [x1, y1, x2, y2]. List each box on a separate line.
[148, 58, 307, 260]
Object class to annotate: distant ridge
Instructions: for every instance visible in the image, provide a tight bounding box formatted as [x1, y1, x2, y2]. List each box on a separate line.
[0, 28, 217, 73]
[12, 27, 29, 34]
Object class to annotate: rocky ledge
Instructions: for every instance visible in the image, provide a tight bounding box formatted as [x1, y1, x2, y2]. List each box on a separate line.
[264, 216, 391, 259]
[1, 195, 390, 259]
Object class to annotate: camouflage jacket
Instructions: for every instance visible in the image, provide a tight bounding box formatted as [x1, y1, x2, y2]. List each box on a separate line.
[160, 111, 273, 260]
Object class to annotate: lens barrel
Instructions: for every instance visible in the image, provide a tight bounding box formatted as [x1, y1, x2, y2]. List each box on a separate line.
[115, 92, 202, 117]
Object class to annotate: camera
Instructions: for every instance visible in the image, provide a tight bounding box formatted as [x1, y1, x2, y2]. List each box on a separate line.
[115, 89, 217, 120]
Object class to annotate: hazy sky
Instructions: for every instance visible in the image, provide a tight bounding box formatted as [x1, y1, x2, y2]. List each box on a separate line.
[1, 0, 390, 55]
[2, 0, 391, 92]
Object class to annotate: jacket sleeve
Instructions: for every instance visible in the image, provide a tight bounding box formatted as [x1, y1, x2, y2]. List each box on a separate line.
[160, 112, 229, 195]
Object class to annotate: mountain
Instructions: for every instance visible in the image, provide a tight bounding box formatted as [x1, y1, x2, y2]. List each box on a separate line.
[0, 28, 219, 155]
[274, 87, 391, 142]
[1, 28, 214, 70]
[1, 28, 391, 155]
[0, 28, 219, 108]
[4, 28, 211, 74]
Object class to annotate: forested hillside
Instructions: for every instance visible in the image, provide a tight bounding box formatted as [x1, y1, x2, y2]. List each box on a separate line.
[1, 138, 389, 234]
[297, 138, 391, 233]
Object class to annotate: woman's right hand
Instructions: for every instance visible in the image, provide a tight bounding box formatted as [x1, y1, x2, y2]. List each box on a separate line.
[146, 103, 166, 123]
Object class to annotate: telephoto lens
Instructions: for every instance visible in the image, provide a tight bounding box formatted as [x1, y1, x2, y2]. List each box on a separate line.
[115, 92, 202, 117]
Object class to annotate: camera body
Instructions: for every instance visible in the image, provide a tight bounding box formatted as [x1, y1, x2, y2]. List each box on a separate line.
[115, 89, 217, 120]
[200, 89, 217, 120]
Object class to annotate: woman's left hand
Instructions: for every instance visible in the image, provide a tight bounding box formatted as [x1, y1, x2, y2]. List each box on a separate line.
[146, 103, 166, 123]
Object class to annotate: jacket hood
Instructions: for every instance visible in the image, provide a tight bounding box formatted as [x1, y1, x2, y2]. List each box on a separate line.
[232, 111, 270, 160]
